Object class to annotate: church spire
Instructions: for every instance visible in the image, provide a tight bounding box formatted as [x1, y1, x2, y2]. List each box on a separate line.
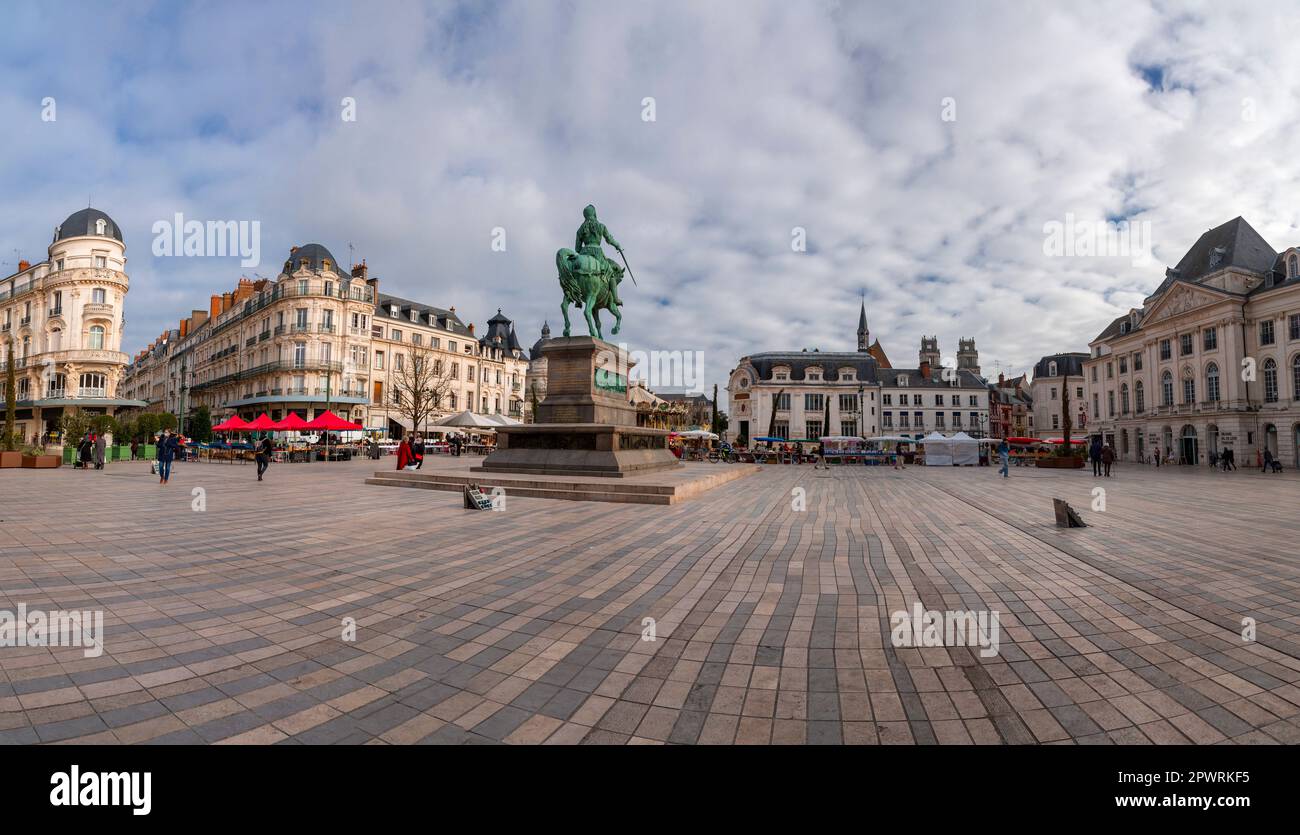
[857, 295, 869, 352]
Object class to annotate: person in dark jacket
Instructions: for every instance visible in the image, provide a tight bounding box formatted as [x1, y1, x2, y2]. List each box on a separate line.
[1101, 443, 1115, 477]
[1089, 438, 1103, 477]
[130, 438, 140, 461]
[411, 434, 425, 469]
[78, 434, 94, 470]
[256, 435, 273, 481]
[94, 434, 106, 470]
[156, 430, 181, 484]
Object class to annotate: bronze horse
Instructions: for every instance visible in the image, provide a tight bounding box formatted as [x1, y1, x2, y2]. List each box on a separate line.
[556, 248, 622, 340]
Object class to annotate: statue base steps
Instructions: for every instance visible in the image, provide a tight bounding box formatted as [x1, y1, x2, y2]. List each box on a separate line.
[364, 462, 757, 505]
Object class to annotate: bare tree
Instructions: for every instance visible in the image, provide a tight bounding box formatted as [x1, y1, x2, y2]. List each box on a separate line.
[391, 345, 457, 434]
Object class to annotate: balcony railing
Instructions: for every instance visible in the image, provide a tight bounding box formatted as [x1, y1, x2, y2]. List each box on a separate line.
[20, 316, 31, 325]
[246, 337, 257, 347]
[259, 331, 271, 341]
[274, 324, 286, 336]
[292, 323, 310, 334]
[317, 324, 336, 334]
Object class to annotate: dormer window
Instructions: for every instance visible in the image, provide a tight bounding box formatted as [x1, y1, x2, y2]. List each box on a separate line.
[95, 218, 107, 236]
[897, 375, 908, 387]
[1048, 361, 1058, 377]
[1289, 254, 1298, 278]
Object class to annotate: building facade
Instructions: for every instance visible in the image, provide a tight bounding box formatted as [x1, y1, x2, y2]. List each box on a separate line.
[726, 303, 989, 444]
[1084, 216, 1300, 466]
[366, 298, 529, 434]
[120, 243, 528, 435]
[1030, 353, 1088, 438]
[988, 373, 1033, 439]
[1, 208, 145, 443]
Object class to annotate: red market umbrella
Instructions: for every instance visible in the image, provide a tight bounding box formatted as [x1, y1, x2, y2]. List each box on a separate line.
[245, 413, 277, 431]
[304, 410, 362, 431]
[273, 413, 310, 431]
[212, 415, 251, 432]
[1044, 438, 1087, 445]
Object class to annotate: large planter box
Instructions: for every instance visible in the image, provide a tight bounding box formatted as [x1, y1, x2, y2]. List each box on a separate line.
[21, 454, 62, 468]
[1035, 456, 1085, 469]
[0, 451, 23, 468]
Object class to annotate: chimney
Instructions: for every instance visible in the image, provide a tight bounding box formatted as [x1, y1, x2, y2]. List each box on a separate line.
[18, 260, 30, 272]
[221, 292, 232, 313]
[998, 372, 1005, 384]
[180, 319, 189, 338]
[210, 294, 222, 319]
[351, 259, 367, 280]
[920, 360, 931, 380]
[467, 323, 475, 336]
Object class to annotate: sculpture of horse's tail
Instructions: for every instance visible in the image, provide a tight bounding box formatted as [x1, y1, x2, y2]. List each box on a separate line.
[556, 248, 583, 308]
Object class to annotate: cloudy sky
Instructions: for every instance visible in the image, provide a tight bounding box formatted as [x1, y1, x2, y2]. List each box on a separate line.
[4, 0, 1300, 406]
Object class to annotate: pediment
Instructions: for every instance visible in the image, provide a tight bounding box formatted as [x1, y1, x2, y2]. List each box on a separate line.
[1145, 282, 1231, 324]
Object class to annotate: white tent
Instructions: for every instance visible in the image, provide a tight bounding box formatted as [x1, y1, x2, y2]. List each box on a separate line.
[433, 410, 503, 429]
[948, 432, 980, 466]
[920, 432, 953, 466]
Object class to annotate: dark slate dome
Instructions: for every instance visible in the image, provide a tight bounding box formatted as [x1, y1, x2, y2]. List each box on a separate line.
[283, 243, 343, 274]
[529, 321, 552, 360]
[56, 208, 123, 242]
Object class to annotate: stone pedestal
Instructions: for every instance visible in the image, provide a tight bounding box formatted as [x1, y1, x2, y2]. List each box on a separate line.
[479, 337, 680, 477]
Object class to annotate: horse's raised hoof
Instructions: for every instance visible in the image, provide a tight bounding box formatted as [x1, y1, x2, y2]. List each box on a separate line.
[563, 327, 571, 337]
[611, 325, 620, 335]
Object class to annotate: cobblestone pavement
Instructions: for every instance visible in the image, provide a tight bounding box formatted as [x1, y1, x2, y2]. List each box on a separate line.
[2, 456, 1299, 744]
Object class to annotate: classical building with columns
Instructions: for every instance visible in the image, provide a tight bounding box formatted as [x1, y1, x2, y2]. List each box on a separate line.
[726, 302, 989, 444]
[1, 208, 144, 442]
[1084, 216, 1300, 466]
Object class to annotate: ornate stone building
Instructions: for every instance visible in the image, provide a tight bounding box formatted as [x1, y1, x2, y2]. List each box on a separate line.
[366, 298, 529, 434]
[1084, 216, 1300, 466]
[1, 208, 144, 442]
[727, 302, 989, 444]
[121, 242, 528, 435]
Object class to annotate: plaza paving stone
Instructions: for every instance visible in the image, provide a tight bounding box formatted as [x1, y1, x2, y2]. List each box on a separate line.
[2, 455, 1300, 745]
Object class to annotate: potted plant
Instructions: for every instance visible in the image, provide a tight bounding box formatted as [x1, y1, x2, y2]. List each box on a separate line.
[20, 443, 61, 468]
[0, 433, 22, 468]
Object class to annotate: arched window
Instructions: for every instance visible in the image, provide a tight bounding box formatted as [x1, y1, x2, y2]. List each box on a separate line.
[49, 327, 61, 352]
[95, 218, 107, 236]
[1048, 361, 1058, 377]
[1264, 358, 1279, 402]
[1293, 356, 1300, 401]
[88, 325, 105, 350]
[1182, 368, 1195, 405]
[1206, 362, 1220, 402]
[47, 373, 65, 398]
[1135, 380, 1145, 413]
[1120, 383, 1129, 414]
[1290, 254, 1298, 278]
[1161, 370, 1174, 406]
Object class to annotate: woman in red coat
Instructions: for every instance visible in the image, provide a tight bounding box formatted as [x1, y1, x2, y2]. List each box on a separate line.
[396, 437, 413, 470]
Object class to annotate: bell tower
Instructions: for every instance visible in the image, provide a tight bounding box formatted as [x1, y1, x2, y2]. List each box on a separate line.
[957, 337, 980, 376]
[919, 336, 940, 368]
[856, 298, 869, 352]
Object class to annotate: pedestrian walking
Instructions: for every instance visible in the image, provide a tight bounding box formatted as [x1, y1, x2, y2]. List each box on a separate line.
[78, 433, 93, 470]
[130, 438, 140, 461]
[155, 429, 180, 484]
[94, 433, 106, 470]
[996, 439, 1010, 477]
[397, 436, 414, 470]
[1101, 443, 1115, 477]
[1263, 447, 1278, 473]
[255, 435, 272, 481]
[1089, 438, 1103, 477]
[412, 434, 425, 469]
